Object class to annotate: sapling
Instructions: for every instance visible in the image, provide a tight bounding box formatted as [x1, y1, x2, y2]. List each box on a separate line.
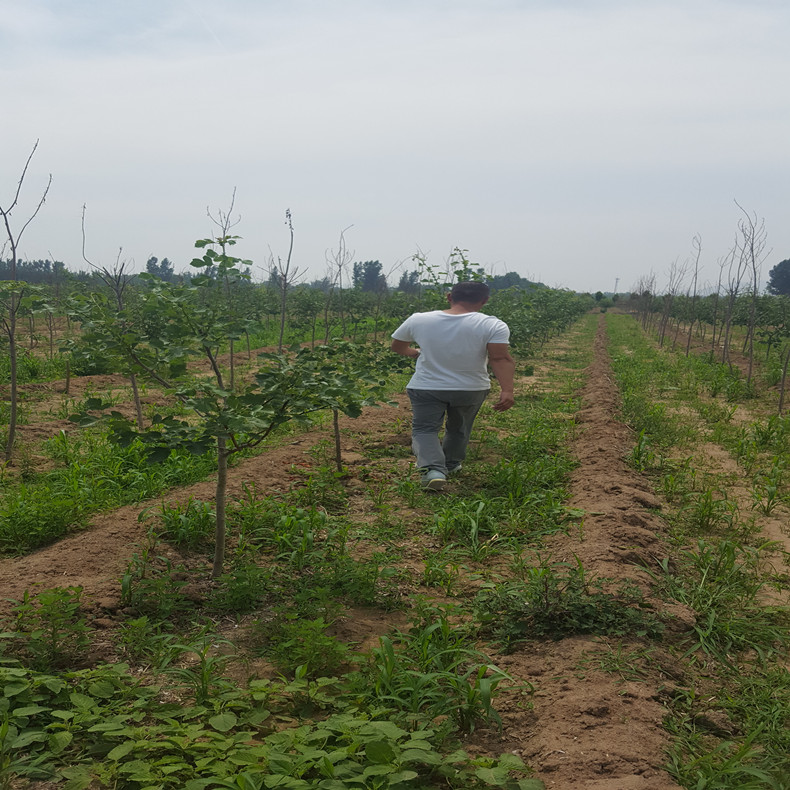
[72, 235, 396, 577]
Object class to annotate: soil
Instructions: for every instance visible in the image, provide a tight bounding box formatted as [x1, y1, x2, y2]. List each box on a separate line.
[5, 315, 775, 789]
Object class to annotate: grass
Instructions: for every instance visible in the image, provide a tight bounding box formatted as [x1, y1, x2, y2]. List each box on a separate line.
[605, 312, 790, 787]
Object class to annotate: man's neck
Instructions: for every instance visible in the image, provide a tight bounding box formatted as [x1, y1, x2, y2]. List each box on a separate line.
[443, 303, 483, 314]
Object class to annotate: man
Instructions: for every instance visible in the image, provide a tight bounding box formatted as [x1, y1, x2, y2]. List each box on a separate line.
[390, 281, 515, 491]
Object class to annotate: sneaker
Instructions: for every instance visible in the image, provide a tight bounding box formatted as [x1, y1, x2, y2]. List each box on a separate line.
[421, 469, 447, 491]
[447, 464, 463, 475]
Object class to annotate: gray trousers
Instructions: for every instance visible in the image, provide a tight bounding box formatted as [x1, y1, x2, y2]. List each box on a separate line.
[406, 388, 489, 474]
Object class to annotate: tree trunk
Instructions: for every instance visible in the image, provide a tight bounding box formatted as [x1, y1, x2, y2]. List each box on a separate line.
[4, 313, 18, 462]
[229, 338, 235, 390]
[333, 409, 343, 473]
[779, 346, 790, 414]
[212, 438, 229, 578]
[129, 373, 144, 430]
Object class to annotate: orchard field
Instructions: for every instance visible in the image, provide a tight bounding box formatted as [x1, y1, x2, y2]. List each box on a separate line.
[2, 260, 790, 789]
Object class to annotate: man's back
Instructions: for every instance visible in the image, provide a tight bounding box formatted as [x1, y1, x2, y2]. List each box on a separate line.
[392, 309, 509, 390]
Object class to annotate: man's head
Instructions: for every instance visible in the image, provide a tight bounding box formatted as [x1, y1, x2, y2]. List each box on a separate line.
[448, 281, 490, 306]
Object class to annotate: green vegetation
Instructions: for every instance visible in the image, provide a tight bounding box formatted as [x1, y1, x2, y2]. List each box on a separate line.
[606, 312, 790, 788]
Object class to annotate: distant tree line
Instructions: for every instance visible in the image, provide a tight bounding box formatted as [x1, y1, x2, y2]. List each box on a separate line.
[3, 256, 546, 295]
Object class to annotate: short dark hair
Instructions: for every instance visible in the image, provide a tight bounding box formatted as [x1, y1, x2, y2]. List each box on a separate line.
[449, 281, 490, 304]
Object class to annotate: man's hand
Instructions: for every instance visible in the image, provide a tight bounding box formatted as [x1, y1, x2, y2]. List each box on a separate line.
[492, 390, 515, 411]
[487, 343, 515, 411]
[391, 339, 420, 358]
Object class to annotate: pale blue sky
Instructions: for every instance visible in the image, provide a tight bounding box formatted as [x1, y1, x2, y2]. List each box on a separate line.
[2, 0, 788, 292]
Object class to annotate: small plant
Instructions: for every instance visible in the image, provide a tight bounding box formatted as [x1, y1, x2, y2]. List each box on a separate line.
[120, 552, 196, 620]
[396, 478, 422, 507]
[116, 616, 176, 668]
[290, 464, 349, 513]
[352, 610, 514, 734]
[164, 632, 238, 704]
[629, 430, 655, 471]
[261, 616, 349, 678]
[422, 550, 462, 595]
[150, 497, 216, 550]
[6, 586, 90, 670]
[751, 457, 785, 516]
[208, 563, 270, 615]
[682, 487, 738, 534]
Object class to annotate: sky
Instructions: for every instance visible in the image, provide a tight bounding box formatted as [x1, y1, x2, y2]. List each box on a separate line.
[1, 0, 789, 293]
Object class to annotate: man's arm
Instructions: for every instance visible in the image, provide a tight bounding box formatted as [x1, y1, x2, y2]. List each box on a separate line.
[487, 342, 515, 411]
[391, 339, 420, 359]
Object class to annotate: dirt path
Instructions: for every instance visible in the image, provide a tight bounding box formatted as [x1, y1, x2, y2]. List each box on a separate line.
[476, 317, 683, 789]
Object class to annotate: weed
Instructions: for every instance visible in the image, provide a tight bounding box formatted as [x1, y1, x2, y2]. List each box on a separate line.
[120, 551, 197, 621]
[263, 616, 349, 678]
[396, 478, 422, 507]
[681, 487, 739, 534]
[149, 497, 215, 550]
[208, 563, 270, 615]
[650, 538, 790, 665]
[630, 429, 656, 471]
[5, 587, 90, 671]
[475, 557, 663, 650]
[290, 465, 349, 512]
[422, 550, 462, 595]
[115, 616, 176, 668]
[578, 641, 654, 683]
[352, 611, 515, 734]
[751, 458, 785, 516]
[164, 632, 238, 704]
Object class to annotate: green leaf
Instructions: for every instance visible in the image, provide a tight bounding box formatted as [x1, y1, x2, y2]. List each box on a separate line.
[388, 770, 419, 783]
[400, 748, 443, 765]
[61, 767, 94, 790]
[364, 739, 396, 764]
[209, 712, 238, 732]
[475, 766, 509, 785]
[69, 692, 95, 710]
[48, 730, 73, 754]
[497, 754, 526, 771]
[12, 704, 49, 716]
[87, 680, 116, 698]
[107, 740, 137, 761]
[3, 682, 28, 697]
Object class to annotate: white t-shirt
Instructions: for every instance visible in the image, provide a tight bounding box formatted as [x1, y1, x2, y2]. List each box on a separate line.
[391, 310, 510, 390]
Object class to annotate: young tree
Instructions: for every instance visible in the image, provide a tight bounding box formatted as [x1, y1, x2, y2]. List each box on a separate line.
[324, 226, 354, 342]
[657, 260, 687, 348]
[80, 206, 148, 429]
[734, 202, 769, 385]
[684, 235, 702, 356]
[268, 209, 305, 353]
[0, 141, 52, 462]
[75, 235, 372, 577]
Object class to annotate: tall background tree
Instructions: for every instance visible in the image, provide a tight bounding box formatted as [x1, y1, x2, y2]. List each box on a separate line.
[352, 260, 388, 293]
[767, 259, 790, 295]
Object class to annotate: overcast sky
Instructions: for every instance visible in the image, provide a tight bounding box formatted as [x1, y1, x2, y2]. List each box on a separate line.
[2, 0, 788, 293]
